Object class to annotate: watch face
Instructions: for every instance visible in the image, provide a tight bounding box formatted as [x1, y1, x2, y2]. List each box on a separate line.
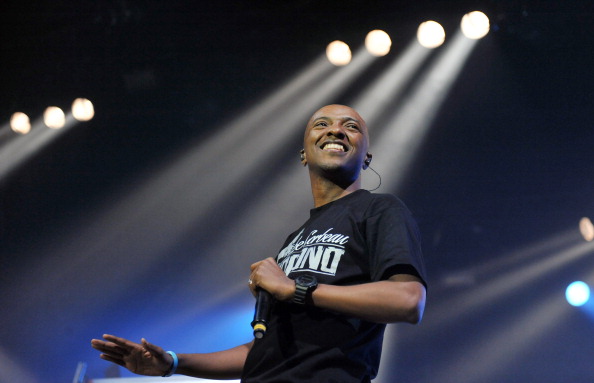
[296, 275, 317, 287]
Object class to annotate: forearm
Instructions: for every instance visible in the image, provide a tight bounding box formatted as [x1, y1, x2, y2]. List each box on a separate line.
[311, 277, 426, 324]
[176, 341, 253, 379]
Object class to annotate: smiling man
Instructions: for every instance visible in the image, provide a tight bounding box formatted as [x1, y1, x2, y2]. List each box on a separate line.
[303, 105, 370, 191]
[91, 105, 427, 383]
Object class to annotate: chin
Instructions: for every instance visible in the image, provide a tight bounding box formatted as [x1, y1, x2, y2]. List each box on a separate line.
[318, 164, 360, 182]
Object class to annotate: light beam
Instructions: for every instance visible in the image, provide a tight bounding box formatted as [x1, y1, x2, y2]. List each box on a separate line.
[372, 30, 480, 192]
[0, 113, 79, 180]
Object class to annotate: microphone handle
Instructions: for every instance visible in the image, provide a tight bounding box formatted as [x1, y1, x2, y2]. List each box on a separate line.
[251, 289, 272, 339]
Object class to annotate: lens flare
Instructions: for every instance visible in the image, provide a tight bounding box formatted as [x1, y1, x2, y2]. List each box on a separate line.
[72, 98, 95, 121]
[566, 281, 590, 307]
[365, 30, 392, 57]
[43, 106, 66, 129]
[461, 11, 490, 39]
[10, 112, 31, 134]
[326, 40, 352, 66]
[417, 21, 445, 49]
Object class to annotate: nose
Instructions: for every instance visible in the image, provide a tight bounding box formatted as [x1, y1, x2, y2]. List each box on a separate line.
[327, 122, 345, 138]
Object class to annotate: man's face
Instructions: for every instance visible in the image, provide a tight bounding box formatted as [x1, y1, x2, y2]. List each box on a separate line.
[303, 104, 369, 181]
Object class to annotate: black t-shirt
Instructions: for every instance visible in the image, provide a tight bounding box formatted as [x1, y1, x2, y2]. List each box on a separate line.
[242, 189, 426, 383]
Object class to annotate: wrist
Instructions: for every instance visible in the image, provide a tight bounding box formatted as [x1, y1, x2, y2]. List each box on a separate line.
[162, 351, 178, 377]
[292, 275, 318, 304]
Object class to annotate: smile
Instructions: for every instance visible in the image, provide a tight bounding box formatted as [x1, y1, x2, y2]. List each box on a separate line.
[321, 142, 348, 152]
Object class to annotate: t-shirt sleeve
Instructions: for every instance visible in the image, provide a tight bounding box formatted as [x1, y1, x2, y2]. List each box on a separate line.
[365, 196, 427, 287]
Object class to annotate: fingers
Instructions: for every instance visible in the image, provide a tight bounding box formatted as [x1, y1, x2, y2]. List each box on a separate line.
[92, 339, 126, 366]
[102, 334, 137, 349]
[248, 275, 257, 297]
[92, 334, 170, 376]
[99, 353, 126, 367]
[250, 258, 276, 280]
[91, 338, 126, 357]
[249, 261, 261, 293]
[250, 257, 275, 272]
[249, 258, 274, 295]
[91, 334, 146, 360]
[250, 259, 263, 272]
[249, 257, 294, 300]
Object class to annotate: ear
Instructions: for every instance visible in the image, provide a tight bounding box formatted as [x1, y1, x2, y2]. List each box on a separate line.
[363, 152, 372, 170]
[300, 149, 307, 166]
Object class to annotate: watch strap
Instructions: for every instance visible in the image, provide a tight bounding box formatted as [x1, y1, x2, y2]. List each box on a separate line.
[293, 281, 309, 304]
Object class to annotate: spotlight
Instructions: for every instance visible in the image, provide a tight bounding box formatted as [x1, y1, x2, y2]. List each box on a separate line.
[566, 281, 590, 307]
[461, 11, 490, 39]
[326, 40, 352, 66]
[365, 30, 392, 57]
[579, 217, 594, 242]
[10, 112, 31, 134]
[72, 98, 95, 121]
[43, 107, 66, 129]
[417, 21, 445, 49]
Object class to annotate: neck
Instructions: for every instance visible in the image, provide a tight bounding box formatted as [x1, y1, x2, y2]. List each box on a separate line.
[309, 171, 362, 208]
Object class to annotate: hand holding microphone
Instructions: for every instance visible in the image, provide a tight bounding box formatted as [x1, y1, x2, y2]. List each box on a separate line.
[249, 257, 295, 338]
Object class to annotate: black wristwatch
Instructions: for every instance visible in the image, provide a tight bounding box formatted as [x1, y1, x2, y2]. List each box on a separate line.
[293, 275, 318, 304]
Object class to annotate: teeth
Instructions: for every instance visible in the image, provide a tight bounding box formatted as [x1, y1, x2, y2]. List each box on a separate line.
[323, 143, 345, 151]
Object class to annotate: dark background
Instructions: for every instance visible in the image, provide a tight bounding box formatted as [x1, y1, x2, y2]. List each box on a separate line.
[1, 1, 594, 382]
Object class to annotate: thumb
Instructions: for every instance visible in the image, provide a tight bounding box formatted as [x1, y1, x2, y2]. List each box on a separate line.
[141, 338, 165, 356]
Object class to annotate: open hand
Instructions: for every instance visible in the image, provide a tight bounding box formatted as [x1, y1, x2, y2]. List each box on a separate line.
[91, 334, 172, 376]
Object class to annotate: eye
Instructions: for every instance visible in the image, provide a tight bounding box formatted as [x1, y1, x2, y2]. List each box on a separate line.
[346, 123, 360, 131]
[314, 121, 328, 128]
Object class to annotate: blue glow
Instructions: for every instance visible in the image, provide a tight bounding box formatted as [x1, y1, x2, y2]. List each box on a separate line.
[110, 300, 255, 379]
[566, 281, 591, 307]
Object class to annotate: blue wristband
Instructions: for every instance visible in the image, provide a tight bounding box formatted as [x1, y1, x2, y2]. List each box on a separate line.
[162, 351, 178, 377]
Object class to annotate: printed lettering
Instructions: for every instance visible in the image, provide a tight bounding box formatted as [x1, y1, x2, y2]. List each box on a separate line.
[321, 247, 343, 273]
[277, 227, 349, 276]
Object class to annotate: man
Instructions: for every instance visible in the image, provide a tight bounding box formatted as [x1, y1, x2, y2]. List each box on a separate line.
[91, 104, 427, 382]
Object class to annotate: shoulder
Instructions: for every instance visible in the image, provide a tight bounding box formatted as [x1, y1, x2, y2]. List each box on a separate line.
[339, 190, 415, 224]
[367, 192, 404, 206]
[358, 191, 410, 216]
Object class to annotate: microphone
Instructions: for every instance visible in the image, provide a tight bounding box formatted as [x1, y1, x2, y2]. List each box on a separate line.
[251, 289, 272, 339]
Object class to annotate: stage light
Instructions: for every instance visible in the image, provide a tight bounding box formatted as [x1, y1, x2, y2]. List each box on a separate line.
[461, 11, 490, 39]
[566, 281, 590, 307]
[365, 30, 392, 57]
[579, 217, 594, 241]
[417, 21, 445, 49]
[72, 98, 95, 121]
[43, 106, 66, 129]
[326, 40, 352, 66]
[10, 112, 31, 135]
